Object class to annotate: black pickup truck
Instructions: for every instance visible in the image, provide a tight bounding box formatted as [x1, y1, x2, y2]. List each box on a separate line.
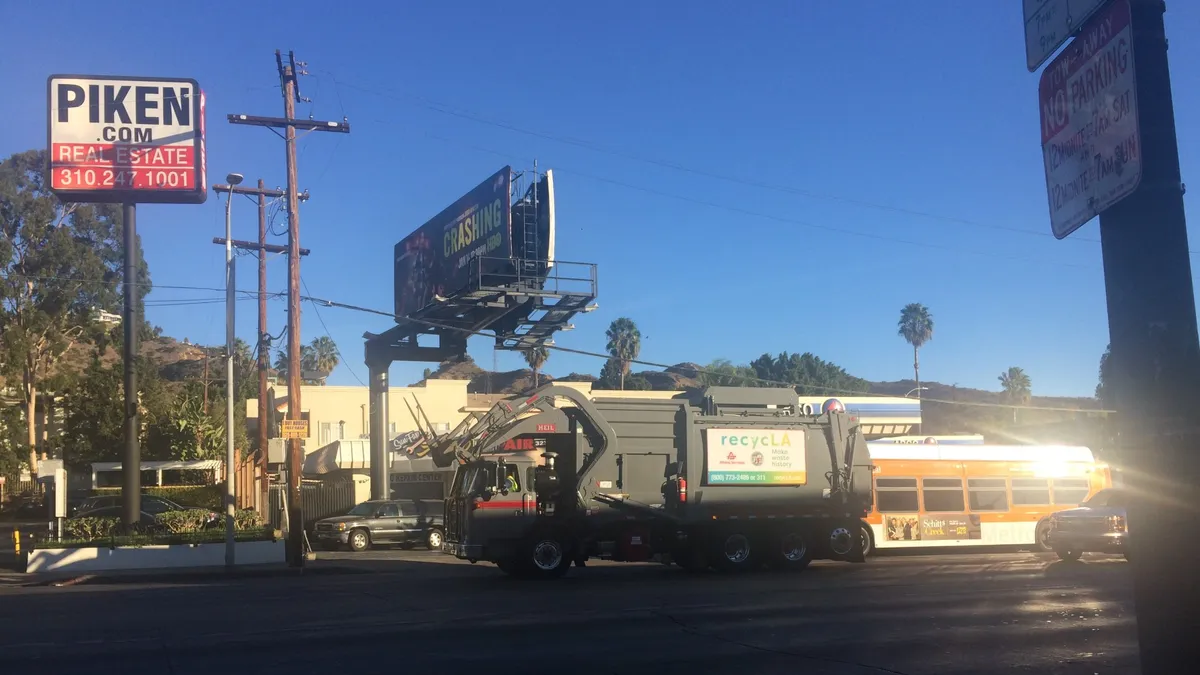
[1045, 487, 1129, 561]
[312, 499, 444, 552]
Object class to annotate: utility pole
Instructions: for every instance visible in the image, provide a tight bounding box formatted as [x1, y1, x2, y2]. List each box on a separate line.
[1100, 2, 1200, 671]
[228, 52, 348, 566]
[211, 184, 310, 518]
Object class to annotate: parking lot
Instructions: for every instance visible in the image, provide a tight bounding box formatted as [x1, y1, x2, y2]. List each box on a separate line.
[0, 547, 1136, 674]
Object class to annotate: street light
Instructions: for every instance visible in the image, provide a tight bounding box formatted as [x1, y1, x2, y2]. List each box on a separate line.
[223, 172, 243, 570]
[905, 386, 928, 398]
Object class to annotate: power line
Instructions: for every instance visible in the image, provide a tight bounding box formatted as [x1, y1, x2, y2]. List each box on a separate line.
[329, 75, 1200, 257]
[415, 131, 1096, 270]
[6, 273, 285, 297]
[300, 275, 366, 387]
[300, 292, 1113, 414]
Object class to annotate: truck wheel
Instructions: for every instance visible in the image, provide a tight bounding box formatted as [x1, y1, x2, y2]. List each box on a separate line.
[520, 534, 572, 579]
[770, 529, 812, 571]
[426, 528, 444, 550]
[348, 528, 371, 552]
[710, 531, 758, 572]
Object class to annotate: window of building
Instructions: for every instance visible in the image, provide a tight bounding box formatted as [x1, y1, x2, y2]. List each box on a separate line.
[319, 422, 332, 445]
[1011, 478, 1051, 505]
[1052, 478, 1091, 505]
[922, 477, 965, 512]
[967, 477, 1009, 511]
[875, 477, 918, 512]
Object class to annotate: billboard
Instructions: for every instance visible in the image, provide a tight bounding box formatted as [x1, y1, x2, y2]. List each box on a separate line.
[703, 428, 807, 486]
[47, 75, 207, 205]
[511, 169, 556, 268]
[394, 166, 512, 318]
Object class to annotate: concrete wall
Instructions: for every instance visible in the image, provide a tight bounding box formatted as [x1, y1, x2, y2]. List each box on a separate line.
[26, 540, 286, 574]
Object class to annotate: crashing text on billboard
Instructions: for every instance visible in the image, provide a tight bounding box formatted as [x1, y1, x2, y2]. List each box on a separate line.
[47, 75, 207, 205]
[394, 167, 512, 318]
[704, 428, 807, 486]
[1038, 0, 1140, 239]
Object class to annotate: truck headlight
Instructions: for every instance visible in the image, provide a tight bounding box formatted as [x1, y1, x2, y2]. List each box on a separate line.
[337, 522, 346, 532]
[1108, 515, 1127, 532]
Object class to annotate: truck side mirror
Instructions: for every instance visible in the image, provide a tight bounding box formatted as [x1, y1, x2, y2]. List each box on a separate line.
[663, 461, 679, 478]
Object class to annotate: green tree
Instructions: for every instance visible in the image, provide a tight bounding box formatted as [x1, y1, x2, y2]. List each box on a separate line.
[999, 366, 1032, 423]
[522, 345, 550, 387]
[604, 317, 642, 390]
[897, 303, 934, 398]
[1096, 344, 1114, 408]
[306, 335, 340, 383]
[59, 357, 123, 469]
[275, 341, 334, 386]
[749, 352, 868, 396]
[0, 149, 151, 475]
[595, 358, 624, 390]
[697, 358, 759, 387]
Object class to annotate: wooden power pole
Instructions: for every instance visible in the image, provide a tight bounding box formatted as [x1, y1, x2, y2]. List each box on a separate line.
[227, 50, 349, 566]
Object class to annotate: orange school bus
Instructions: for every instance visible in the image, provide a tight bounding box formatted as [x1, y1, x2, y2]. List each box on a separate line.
[862, 444, 1113, 554]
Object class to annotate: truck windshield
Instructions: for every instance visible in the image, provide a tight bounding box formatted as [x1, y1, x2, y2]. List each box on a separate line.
[454, 462, 496, 497]
[346, 502, 379, 517]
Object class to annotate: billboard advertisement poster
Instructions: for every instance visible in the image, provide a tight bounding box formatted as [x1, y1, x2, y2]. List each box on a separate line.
[919, 514, 982, 541]
[703, 428, 807, 485]
[47, 75, 207, 205]
[394, 166, 513, 318]
[1038, 0, 1140, 239]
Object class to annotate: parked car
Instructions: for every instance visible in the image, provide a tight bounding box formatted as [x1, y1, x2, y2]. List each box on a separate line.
[1045, 487, 1129, 561]
[74, 494, 220, 528]
[313, 499, 444, 552]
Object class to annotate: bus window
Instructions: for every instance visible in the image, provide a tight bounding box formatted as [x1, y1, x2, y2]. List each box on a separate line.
[875, 477, 918, 512]
[1052, 478, 1090, 505]
[968, 477, 1009, 512]
[922, 478, 965, 512]
[1011, 478, 1051, 505]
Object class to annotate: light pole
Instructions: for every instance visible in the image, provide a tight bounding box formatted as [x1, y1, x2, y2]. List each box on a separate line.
[224, 172, 243, 570]
[904, 387, 928, 398]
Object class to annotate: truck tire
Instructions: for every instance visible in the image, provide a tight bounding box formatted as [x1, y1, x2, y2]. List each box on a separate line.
[769, 528, 812, 571]
[709, 530, 759, 573]
[1033, 520, 1053, 552]
[426, 528, 444, 550]
[1056, 547, 1083, 562]
[860, 524, 875, 558]
[513, 532, 572, 579]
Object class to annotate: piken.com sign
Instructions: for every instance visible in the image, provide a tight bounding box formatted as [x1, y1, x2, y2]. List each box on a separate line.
[1038, 0, 1141, 239]
[47, 75, 207, 204]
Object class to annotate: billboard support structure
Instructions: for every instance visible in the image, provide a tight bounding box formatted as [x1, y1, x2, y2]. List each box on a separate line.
[366, 165, 597, 498]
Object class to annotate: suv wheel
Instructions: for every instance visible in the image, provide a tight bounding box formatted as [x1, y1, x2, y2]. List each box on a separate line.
[348, 528, 371, 552]
[426, 528, 444, 550]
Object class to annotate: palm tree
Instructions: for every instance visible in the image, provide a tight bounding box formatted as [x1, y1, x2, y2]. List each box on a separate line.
[897, 303, 934, 399]
[605, 318, 642, 390]
[523, 345, 550, 387]
[307, 336, 340, 384]
[999, 366, 1032, 423]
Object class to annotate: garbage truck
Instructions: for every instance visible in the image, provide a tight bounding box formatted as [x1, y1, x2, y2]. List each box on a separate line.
[429, 384, 873, 579]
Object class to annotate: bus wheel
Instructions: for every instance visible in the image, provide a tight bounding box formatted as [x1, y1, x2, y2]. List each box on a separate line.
[1033, 521, 1053, 552]
[860, 524, 875, 558]
[769, 529, 812, 571]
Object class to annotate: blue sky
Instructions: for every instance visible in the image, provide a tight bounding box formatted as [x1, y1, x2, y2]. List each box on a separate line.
[3, 0, 1199, 398]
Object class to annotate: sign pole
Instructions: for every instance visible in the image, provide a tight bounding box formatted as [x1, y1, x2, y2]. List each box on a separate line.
[121, 202, 141, 528]
[1098, 1, 1200, 671]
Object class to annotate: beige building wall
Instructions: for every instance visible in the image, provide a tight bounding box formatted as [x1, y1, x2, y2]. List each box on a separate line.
[246, 379, 686, 454]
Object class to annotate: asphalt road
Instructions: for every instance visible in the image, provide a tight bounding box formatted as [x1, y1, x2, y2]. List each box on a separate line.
[0, 549, 1137, 675]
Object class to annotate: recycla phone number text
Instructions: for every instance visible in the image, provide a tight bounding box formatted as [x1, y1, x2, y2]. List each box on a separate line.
[52, 167, 195, 190]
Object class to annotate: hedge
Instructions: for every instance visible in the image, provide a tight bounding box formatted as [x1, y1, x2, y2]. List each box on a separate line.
[48, 509, 274, 549]
[91, 485, 225, 510]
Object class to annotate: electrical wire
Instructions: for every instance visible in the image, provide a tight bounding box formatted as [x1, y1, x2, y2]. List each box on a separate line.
[328, 74, 1199, 256]
[300, 292, 1114, 414]
[300, 275, 367, 386]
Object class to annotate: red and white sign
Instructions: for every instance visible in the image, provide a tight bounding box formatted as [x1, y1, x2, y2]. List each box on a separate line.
[47, 75, 207, 205]
[1038, 0, 1140, 240]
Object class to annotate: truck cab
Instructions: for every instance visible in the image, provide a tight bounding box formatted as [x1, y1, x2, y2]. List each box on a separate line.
[444, 456, 540, 563]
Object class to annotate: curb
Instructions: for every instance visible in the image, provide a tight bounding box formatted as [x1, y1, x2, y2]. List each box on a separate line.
[12, 564, 371, 588]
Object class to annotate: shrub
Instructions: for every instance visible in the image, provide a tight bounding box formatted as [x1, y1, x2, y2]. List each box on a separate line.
[155, 509, 209, 534]
[63, 516, 120, 540]
[234, 508, 264, 530]
[92, 485, 224, 510]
